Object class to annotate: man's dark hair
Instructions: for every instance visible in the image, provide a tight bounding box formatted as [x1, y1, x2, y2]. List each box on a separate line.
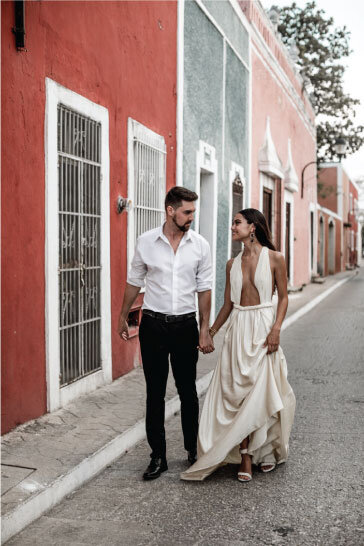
[165, 186, 198, 210]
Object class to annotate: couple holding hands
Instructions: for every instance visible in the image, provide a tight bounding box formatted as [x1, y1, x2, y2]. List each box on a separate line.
[118, 186, 295, 483]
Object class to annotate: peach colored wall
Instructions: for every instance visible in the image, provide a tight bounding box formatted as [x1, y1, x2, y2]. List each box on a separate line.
[250, 51, 316, 287]
[240, 0, 316, 287]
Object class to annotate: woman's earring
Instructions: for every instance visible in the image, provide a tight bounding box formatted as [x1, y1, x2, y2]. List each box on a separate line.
[250, 231, 255, 243]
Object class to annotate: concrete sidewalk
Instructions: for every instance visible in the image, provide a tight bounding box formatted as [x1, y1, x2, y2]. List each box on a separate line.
[1, 269, 357, 544]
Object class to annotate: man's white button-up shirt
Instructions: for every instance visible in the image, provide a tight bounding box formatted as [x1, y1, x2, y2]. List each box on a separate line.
[127, 226, 213, 315]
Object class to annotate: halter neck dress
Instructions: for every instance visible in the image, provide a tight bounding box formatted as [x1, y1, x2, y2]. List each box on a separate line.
[181, 246, 296, 481]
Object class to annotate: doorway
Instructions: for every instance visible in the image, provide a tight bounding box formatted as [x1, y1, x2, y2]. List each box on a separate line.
[285, 202, 291, 280]
[318, 216, 324, 276]
[328, 220, 335, 274]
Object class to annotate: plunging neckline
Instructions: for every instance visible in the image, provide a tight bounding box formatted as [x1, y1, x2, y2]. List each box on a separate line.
[240, 245, 264, 302]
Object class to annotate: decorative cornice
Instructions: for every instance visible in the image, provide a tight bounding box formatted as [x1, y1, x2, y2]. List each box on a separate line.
[284, 139, 299, 192]
[258, 117, 284, 178]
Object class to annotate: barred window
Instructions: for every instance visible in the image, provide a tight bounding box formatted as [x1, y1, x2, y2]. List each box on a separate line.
[128, 119, 166, 265]
[57, 104, 102, 386]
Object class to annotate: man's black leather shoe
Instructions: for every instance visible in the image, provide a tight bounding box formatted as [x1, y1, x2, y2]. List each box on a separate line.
[143, 457, 168, 480]
[187, 450, 197, 465]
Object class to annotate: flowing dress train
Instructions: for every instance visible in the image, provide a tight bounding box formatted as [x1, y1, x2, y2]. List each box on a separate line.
[181, 246, 296, 481]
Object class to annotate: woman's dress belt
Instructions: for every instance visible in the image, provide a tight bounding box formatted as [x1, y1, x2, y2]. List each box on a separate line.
[233, 302, 273, 311]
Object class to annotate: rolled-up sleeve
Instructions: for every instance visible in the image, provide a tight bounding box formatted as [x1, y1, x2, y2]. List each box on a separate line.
[196, 239, 213, 292]
[127, 238, 147, 288]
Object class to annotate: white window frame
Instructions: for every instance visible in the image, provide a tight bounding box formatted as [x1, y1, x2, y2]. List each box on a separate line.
[328, 217, 336, 274]
[309, 202, 317, 277]
[228, 161, 246, 259]
[318, 213, 325, 276]
[260, 172, 276, 237]
[195, 140, 218, 320]
[127, 118, 166, 270]
[45, 78, 112, 412]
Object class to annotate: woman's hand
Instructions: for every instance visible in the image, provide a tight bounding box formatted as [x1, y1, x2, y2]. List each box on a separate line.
[263, 326, 280, 354]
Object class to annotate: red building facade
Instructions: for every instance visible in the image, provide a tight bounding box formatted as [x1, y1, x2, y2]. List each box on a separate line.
[1, 1, 177, 433]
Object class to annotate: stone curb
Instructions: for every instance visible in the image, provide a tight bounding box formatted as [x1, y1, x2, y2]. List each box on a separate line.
[1, 273, 354, 544]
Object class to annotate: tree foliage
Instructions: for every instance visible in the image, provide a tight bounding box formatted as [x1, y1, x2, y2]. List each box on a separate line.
[274, 1, 364, 161]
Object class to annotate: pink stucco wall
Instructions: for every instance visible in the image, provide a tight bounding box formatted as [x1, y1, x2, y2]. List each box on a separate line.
[243, 1, 317, 287]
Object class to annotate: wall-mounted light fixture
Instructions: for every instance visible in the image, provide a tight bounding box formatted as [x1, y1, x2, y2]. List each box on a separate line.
[117, 196, 132, 214]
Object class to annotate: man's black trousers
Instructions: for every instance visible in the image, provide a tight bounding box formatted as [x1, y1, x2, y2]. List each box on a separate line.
[139, 313, 199, 459]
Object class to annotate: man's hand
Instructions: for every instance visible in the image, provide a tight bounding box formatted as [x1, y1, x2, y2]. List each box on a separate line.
[118, 315, 129, 341]
[263, 326, 280, 354]
[198, 329, 215, 354]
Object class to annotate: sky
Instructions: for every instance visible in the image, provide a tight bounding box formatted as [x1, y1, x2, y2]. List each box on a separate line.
[259, 0, 364, 182]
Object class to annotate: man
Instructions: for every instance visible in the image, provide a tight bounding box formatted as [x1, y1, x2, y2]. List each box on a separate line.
[118, 186, 214, 480]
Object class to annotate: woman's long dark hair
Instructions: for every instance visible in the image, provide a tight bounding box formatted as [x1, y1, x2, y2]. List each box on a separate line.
[238, 208, 276, 251]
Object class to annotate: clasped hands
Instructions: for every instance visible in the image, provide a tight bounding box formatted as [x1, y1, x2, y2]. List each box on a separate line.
[198, 329, 215, 354]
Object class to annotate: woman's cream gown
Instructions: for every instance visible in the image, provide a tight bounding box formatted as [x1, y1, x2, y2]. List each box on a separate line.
[181, 246, 296, 481]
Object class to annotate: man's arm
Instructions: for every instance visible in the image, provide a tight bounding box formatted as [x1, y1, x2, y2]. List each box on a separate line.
[118, 283, 141, 340]
[196, 239, 214, 354]
[118, 237, 147, 340]
[197, 290, 214, 354]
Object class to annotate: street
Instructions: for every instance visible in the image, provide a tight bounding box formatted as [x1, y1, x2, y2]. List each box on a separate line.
[6, 270, 364, 546]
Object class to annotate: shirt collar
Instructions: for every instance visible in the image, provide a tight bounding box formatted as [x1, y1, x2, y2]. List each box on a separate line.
[155, 224, 193, 245]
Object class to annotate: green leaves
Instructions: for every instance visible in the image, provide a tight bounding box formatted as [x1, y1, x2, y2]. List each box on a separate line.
[275, 0, 363, 160]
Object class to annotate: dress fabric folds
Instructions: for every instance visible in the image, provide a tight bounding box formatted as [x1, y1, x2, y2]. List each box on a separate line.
[181, 246, 296, 481]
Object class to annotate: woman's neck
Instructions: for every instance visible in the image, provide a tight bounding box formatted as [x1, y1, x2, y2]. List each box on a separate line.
[241, 239, 262, 257]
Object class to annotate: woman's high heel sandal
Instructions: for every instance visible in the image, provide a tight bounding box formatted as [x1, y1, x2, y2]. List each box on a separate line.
[237, 448, 252, 482]
[260, 463, 276, 473]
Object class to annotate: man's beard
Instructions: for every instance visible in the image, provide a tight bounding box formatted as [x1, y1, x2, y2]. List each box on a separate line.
[172, 216, 191, 232]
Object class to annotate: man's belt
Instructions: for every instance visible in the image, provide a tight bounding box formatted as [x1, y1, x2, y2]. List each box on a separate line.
[142, 309, 196, 323]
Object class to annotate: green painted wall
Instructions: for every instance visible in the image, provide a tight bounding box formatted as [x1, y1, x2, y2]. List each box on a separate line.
[183, 0, 249, 313]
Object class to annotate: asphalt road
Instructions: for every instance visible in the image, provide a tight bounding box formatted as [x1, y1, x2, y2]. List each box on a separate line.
[7, 270, 364, 546]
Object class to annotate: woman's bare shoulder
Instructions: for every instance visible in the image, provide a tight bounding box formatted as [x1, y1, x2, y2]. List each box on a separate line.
[268, 249, 285, 266]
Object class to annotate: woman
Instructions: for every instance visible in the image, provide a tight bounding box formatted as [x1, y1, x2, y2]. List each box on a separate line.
[181, 208, 296, 482]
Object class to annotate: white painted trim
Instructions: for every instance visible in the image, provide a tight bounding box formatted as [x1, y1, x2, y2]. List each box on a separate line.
[127, 118, 166, 271]
[194, 0, 250, 72]
[229, 0, 252, 35]
[222, 39, 226, 197]
[2, 272, 354, 544]
[176, 0, 185, 187]
[247, 23, 252, 209]
[284, 138, 299, 193]
[316, 204, 342, 222]
[227, 161, 246, 259]
[45, 78, 112, 412]
[195, 140, 218, 319]
[309, 202, 318, 277]
[258, 116, 284, 179]
[259, 172, 275, 234]
[318, 212, 325, 276]
[283, 190, 294, 285]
